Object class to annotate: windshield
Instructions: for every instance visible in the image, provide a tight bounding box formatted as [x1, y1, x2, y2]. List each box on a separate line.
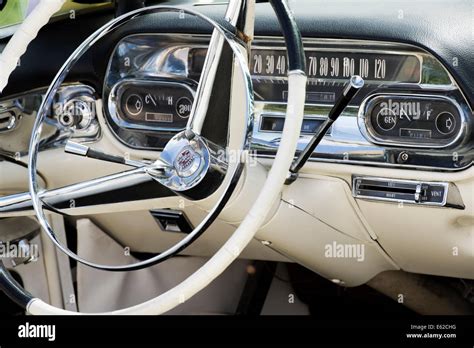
[0, 0, 111, 38]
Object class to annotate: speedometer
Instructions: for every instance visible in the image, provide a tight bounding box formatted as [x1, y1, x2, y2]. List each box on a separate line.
[188, 46, 422, 104]
[250, 49, 421, 104]
[251, 49, 421, 82]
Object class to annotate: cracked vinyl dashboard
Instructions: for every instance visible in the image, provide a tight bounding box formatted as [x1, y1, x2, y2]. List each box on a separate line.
[102, 34, 473, 171]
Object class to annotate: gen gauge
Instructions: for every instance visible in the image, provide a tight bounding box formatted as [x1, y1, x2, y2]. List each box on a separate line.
[108, 79, 195, 132]
[358, 94, 466, 148]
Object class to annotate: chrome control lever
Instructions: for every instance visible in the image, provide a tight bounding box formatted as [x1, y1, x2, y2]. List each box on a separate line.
[65, 141, 148, 168]
[286, 75, 365, 184]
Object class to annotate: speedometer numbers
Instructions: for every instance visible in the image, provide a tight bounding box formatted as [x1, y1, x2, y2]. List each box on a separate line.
[251, 49, 420, 82]
[250, 49, 421, 104]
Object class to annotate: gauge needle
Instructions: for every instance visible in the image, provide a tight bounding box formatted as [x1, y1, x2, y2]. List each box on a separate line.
[254, 91, 265, 101]
[145, 93, 157, 106]
[400, 108, 411, 122]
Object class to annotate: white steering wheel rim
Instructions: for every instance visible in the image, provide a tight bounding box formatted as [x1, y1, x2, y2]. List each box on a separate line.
[2, 1, 307, 315]
[0, 0, 66, 93]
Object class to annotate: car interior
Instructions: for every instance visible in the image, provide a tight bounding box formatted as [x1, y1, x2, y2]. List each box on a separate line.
[0, 0, 473, 320]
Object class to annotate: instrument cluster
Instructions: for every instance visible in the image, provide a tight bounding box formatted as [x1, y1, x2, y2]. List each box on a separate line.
[103, 34, 473, 171]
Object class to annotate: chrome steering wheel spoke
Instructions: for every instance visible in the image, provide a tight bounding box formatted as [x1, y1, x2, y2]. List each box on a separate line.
[65, 141, 151, 169]
[186, 0, 252, 136]
[0, 167, 160, 217]
[65, 140, 172, 181]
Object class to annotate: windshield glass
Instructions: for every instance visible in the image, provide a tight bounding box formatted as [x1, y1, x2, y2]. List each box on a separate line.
[0, 0, 111, 37]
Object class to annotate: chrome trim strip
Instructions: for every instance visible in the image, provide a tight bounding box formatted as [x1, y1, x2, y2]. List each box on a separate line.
[258, 112, 331, 135]
[256, 153, 471, 173]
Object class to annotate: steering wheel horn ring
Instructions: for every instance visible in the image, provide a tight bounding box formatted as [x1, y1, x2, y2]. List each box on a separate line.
[28, 5, 255, 273]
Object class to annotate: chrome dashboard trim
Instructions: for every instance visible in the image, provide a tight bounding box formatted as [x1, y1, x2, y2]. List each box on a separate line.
[258, 112, 331, 136]
[100, 34, 473, 170]
[0, 84, 101, 156]
[0, 99, 22, 133]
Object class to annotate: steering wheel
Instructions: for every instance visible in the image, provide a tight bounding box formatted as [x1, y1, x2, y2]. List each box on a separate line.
[0, 0, 307, 315]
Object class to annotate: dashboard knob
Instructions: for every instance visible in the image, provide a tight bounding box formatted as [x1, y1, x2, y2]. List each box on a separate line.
[435, 112, 456, 135]
[60, 98, 94, 130]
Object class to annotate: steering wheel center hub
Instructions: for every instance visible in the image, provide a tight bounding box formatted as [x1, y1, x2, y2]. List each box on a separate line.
[174, 146, 202, 178]
[154, 131, 213, 192]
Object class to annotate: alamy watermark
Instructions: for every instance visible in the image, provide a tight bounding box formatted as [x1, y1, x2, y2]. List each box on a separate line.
[18, 323, 55, 342]
[217, 148, 259, 167]
[324, 241, 365, 262]
[0, 241, 39, 260]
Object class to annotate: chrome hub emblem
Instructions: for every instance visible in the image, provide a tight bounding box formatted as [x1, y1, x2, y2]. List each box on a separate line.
[157, 131, 211, 191]
[174, 146, 201, 178]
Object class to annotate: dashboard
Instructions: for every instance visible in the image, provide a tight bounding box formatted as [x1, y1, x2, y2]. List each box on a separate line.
[102, 34, 473, 171]
[0, 0, 473, 289]
[0, 1, 472, 177]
